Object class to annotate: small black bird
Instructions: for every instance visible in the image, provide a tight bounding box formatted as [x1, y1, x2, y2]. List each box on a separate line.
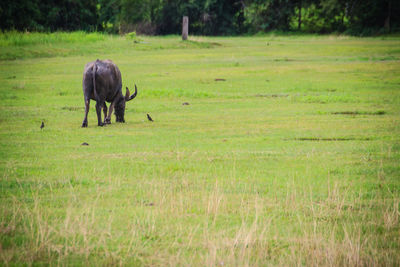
[147, 114, 154, 122]
[40, 121, 44, 129]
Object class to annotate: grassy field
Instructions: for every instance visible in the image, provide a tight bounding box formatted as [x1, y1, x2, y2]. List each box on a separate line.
[0, 32, 399, 266]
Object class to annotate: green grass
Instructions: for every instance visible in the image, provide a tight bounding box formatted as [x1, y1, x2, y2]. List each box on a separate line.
[0, 32, 400, 266]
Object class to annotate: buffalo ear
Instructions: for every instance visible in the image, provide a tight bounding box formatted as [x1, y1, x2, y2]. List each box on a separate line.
[125, 87, 130, 101]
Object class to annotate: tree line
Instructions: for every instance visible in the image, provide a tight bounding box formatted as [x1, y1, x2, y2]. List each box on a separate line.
[0, 0, 398, 35]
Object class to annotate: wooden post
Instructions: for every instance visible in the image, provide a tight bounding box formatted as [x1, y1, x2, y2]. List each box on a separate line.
[182, 16, 189, 40]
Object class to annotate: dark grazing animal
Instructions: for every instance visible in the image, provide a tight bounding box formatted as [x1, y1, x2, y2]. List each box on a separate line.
[147, 113, 154, 122]
[40, 121, 44, 129]
[81, 59, 138, 127]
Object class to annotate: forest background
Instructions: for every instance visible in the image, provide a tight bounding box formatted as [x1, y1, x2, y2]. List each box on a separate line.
[1, 0, 398, 36]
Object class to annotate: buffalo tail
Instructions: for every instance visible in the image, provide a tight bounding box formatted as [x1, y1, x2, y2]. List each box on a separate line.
[92, 61, 98, 100]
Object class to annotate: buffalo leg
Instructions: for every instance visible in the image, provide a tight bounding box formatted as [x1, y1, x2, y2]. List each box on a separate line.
[82, 99, 90, 127]
[103, 103, 109, 124]
[95, 101, 104, 127]
[105, 102, 114, 124]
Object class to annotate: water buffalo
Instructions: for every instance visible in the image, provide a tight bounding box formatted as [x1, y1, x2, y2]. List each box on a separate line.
[81, 59, 137, 127]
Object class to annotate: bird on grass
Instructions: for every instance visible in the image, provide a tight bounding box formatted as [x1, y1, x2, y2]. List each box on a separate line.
[40, 121, 44, 129]
[147, 114, 154, 122]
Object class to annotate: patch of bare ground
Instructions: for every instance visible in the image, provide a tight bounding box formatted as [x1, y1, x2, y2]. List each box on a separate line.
[254, 94, 289, 98]
[291, 137, 372, 141]
[332, 111, 386, 115]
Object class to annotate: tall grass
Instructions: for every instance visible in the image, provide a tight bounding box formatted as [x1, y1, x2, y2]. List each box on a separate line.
[0, 31, 113, 60]
[0, 32, 221, 60]
[0, 31, 107, 46]
[1, 179, 398, 265]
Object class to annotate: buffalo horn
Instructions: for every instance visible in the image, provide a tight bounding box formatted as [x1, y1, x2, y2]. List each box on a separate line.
[127, 84, 138, 101]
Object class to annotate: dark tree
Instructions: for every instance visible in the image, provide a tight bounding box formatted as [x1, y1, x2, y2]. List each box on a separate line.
[0, 0, 399, 35]
[0, 0, 98, 31]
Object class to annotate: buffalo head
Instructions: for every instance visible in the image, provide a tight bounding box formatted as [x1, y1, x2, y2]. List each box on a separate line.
[115, 85, 138, 123]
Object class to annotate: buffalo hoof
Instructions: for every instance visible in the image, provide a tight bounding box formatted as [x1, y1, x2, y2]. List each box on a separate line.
[98, 122, 104, 127]
[82, 121, 88, 127]
[104, 118, 111, 124]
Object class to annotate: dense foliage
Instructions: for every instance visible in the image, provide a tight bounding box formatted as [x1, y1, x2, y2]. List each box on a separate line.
[0, 0, 398, 35]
